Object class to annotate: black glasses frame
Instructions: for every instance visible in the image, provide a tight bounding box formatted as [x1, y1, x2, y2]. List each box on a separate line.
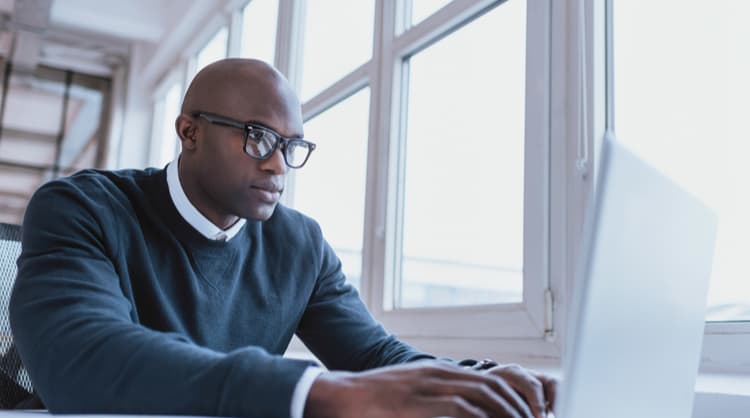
[192, 112, 316, 169]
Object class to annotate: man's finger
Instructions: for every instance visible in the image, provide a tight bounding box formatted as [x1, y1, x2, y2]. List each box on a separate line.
[532, 372, 558, 413]
[482, 374, 534, 418]
[488, 364, 547, 418]
[419, 364, 533, 418]
[420, 378, 525, 418]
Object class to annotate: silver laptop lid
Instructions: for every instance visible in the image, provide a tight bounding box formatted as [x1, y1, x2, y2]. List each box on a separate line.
[558, 134, 718, 418]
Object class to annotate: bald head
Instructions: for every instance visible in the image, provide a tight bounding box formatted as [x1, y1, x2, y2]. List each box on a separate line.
[181, 58, 302, 136]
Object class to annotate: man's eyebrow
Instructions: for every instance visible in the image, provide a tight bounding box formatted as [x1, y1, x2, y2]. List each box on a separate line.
[247, 120, 303, 139]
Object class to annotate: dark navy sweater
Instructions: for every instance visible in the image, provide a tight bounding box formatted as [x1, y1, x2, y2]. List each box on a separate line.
[9, 168, 431, 417]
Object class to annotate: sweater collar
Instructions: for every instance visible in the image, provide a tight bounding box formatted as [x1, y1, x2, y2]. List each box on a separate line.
[166, 158, 246, 241]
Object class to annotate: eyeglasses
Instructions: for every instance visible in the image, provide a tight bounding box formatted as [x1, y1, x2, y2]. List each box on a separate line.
[193, 112, 316, 169]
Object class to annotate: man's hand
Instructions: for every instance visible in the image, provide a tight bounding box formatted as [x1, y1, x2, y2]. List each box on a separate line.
[304, 361, 553, 418]
[485, 364, 558, 418]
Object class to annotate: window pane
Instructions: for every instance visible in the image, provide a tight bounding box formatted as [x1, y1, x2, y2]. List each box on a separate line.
[156, 82, 182, 168]
[59, 74, 110, 173]
[196, 27, 228, 73]
[2, 67, 65, 138]
[400, 1, 526, 308]
[292, 88, 370, 290]
[300, 1, 374, 101]
[240, 0, 278, 64]
[612, 1, 750, 321]
[411, 0, 453, 26]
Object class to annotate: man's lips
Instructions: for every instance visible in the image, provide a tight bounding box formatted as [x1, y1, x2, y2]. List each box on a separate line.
[251, 185, 282, 193]
[250, 182, 283, 203]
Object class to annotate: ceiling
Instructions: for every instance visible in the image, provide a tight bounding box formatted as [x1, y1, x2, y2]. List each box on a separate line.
[0, 0, 192, 76]
[0, 0, 193, 224]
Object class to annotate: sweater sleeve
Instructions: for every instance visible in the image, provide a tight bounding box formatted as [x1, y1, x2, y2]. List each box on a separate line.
[295, 224, 434, 371]
[9, 180, 315, 418]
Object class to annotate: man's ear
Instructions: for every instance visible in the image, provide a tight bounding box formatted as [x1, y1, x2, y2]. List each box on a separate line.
[175, 114, 198, 151]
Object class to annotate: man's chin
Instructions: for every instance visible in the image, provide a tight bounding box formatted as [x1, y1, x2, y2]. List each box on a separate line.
[243, 203, 278, 222]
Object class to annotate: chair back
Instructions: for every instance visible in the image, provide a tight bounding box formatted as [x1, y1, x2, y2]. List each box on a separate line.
[0, 223, 34, 408]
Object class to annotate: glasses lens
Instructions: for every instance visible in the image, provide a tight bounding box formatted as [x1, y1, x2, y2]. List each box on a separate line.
[245, 129, 276, 158]
[285, 140, 312, 168]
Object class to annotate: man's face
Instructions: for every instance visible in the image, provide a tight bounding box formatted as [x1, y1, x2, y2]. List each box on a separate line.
[191, 90, 304, 222]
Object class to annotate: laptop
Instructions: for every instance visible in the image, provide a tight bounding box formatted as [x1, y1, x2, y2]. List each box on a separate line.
[556, 133, 718, 418]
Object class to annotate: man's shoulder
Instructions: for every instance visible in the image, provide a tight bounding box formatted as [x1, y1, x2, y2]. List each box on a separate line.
[28, 167, 164, 221]
[35, 167, 160, 198]
[68, 167, 161, 186]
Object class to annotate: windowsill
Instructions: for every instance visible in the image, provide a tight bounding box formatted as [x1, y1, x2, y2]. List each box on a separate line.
[693, 373, 750, 418]
[522, 363, 750, 398]
[695, 372, 750, 396]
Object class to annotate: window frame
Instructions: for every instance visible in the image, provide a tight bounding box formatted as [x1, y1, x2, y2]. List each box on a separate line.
[364, 0, 555, 347]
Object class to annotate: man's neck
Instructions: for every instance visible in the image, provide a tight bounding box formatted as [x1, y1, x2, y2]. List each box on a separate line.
[178, 163, 237, 229]
[168, 157, 245, 240]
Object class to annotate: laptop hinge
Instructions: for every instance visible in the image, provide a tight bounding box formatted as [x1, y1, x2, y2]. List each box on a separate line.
[544, 288, 555, 341]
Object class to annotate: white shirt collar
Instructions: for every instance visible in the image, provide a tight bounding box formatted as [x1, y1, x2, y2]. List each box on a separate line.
[166, 158, 246, 241]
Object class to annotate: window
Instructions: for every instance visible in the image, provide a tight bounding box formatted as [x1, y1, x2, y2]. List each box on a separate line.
[609, 0, 750, 323]
[195, 27, 229, 74]
[398, 0, 526, 308]
[291, 89, 371, 290]
[150, 81, 182, 168]
[299, 0, 375, 101]
[410, 0, 453, 25]
[604, 0, 750, 372]
[240, 0, 278, 64]
[59, 74, 111, 177]
[283, 0, 552, 345]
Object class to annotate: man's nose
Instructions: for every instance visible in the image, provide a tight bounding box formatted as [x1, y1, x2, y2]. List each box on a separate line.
[259, 148, 288, 174]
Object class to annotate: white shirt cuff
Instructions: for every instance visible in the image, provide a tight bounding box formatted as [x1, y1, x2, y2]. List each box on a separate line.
[290, 366, 325, 418]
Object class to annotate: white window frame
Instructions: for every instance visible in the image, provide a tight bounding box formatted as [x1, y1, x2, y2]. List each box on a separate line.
[370, 0, 553, 342]
[226, 0, 246, 58]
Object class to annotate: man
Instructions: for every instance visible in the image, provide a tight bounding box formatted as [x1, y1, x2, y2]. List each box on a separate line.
[10, 58, 556, 418]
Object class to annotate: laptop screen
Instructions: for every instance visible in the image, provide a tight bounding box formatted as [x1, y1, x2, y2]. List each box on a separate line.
[558, 133, 718, 418]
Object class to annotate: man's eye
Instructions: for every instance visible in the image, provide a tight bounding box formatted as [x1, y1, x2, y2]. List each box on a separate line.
[247, 132, 263, 143]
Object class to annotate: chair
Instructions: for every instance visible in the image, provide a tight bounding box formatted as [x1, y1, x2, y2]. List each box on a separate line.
[0, 223, 34, 408]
